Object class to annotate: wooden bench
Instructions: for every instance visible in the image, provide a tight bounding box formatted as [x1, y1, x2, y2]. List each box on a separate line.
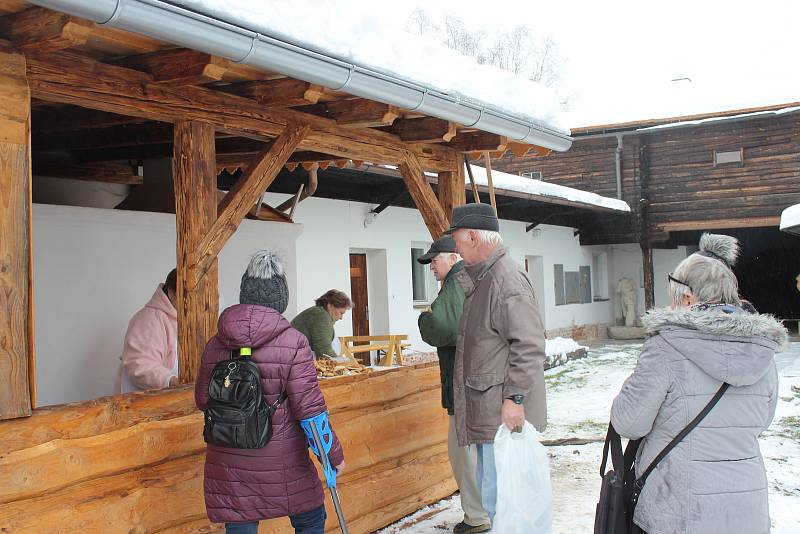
[339, 334, 409, 366]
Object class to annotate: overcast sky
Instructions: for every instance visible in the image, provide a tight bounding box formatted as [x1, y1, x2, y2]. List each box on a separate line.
[403, 0, 800, 128]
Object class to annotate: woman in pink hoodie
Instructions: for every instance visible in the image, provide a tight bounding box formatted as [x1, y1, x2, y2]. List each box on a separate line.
[117, 269, 179, 393]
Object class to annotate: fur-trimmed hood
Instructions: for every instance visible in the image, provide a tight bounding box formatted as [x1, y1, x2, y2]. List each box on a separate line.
[643, 306, 787, 387]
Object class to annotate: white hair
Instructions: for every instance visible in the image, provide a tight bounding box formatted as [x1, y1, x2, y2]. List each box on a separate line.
[473, 229, 502, 246]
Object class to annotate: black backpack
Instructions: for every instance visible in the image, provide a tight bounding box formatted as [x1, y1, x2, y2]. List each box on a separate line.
[203, 348, 287, 449]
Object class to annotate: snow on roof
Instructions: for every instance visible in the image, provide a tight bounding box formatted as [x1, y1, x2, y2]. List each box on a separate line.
[780, 203, 800, 235]
[170, 0, 568, 134]
[638, 105, 800, 132]
[466, 164, 631, 213]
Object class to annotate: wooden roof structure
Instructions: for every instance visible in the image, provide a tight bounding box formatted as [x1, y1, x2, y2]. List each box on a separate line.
[0, 2, 574, 531]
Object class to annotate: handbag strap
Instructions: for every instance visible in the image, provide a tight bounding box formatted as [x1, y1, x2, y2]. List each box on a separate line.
[599, 423, 625, 476]
[636, 382, 729, 486]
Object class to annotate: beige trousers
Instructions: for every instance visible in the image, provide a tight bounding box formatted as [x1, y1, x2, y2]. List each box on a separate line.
[448, 415, 490, 526]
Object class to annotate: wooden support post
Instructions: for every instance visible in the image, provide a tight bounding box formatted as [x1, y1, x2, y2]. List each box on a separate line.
[399, 151, 450, 239]
[484, 151, 497, 214]
[0, 51, 33, 418]
[437, 154, 466, 224]
[641, 243, 655, 311]
[174, 121, 218, 384]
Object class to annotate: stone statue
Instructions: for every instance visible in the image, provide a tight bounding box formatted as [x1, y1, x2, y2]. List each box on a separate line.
[617, 277, 637, 327]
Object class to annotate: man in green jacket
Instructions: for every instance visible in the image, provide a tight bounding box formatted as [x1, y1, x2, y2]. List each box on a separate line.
[418, 236, 490, 534]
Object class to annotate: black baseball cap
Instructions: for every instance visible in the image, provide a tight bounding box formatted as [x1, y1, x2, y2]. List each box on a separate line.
[444, 203, 499, 234]
[417, 236, 457, 264]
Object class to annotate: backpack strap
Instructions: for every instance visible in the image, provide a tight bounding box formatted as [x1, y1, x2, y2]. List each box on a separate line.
[635, 382, 729, 489]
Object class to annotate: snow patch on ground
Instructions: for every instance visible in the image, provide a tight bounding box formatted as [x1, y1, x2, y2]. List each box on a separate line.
[380, 340, 800, 533]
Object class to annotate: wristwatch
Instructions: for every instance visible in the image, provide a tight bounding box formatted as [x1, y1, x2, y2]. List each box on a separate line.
[507, 394, 524, 405]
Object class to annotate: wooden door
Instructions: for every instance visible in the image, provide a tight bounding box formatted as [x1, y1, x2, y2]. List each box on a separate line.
[349, 254, 369, 339]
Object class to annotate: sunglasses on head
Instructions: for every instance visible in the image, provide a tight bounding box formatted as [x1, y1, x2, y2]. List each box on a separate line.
[668, 273, 693, 294]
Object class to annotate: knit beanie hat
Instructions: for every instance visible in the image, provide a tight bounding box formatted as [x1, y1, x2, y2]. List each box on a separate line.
[239, 250, 289, 314]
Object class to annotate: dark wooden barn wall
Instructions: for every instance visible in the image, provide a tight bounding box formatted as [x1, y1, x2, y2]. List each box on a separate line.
[493, 113, 800, 244]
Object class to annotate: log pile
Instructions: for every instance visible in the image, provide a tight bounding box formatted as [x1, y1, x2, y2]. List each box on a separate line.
[0, 363, 453, 533]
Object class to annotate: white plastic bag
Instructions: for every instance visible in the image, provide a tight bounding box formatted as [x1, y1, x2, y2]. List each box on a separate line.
[493, 422, 553, 534]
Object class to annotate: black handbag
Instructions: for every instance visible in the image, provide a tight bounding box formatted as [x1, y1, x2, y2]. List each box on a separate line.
[203, 350, 287, 449]
[594, 382, 729, 534]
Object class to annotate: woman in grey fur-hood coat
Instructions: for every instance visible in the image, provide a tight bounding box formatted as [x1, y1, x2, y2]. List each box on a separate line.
[611, 234, 787, 534]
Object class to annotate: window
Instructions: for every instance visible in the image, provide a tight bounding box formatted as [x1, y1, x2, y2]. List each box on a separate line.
[520, 171, 543, 180]
[592, 252, 609, 300]
[713, 148, 743, 167]
[554, 264, 592, 305]
[411, 245, 437, 305]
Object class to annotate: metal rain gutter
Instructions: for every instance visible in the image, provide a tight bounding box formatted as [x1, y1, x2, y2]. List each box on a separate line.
[29, 0, 573, 152]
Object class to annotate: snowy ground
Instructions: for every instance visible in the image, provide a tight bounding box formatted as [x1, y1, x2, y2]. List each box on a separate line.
[378, 339, 800, 533]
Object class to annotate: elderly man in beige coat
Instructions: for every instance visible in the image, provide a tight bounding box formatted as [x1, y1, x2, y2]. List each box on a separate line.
[448, 203, 547, 524]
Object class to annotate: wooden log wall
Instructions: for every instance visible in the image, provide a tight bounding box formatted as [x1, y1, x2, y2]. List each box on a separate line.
[0, 50, 33, 419]
[492, 112, 800, 243]
[0, 363, 453, 533]
[644, 113, 800, 232]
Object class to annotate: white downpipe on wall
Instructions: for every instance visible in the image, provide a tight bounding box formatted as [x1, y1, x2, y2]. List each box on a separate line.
[29, 0, 573, 152]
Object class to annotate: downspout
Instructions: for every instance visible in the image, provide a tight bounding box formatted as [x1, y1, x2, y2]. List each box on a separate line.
[614, 134, 624, 200]
[29, 0, 573, 152]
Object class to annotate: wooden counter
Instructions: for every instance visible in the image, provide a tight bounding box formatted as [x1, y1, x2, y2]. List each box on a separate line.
[0, 362, 453, 533]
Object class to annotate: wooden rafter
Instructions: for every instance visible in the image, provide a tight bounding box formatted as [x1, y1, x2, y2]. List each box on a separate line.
[34, 122, 174, 151]
[0, 6, 164, 57]
[390, 117, 457, 143]
[308, 98, 402, 127]
[26, 53, 456, 171]
[113, 49, 276, 86]
[190, 123, 310, 289]
[399, 151, 450, 239]
[448, 131, 508, 153]
[0, 1, 29, 16]
[34, 161, 142, 184]
[221, 78, 344, 108]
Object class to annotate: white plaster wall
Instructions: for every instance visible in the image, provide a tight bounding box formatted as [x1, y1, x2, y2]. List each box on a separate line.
[32, 188, 682, 407]
[32, 204, 300, 406]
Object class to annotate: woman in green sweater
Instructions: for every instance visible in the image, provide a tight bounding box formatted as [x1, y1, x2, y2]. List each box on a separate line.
[291, 289, 352, 358]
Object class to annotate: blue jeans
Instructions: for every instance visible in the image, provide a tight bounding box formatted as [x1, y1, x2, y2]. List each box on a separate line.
[225, 504, 327, 534]
[475, 443, 497, 523]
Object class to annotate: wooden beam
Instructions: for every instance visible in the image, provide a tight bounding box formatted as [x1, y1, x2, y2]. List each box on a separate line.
[641, 243, 655, 311]
[391, 117, 457, 143]
[0, 7, 91, 54]
[32, 106, 150, 133]
[0, 50, 32, 419]
[190, 123, 309, 288]
[34, 122, 173, 151]
[0, 7, 164, 57]
[26, 53, 456, 171]
[221, 78, 344, 108]
[33, 161, 142, 184]
[658, 216, 781, 232]
[320, 99, 401, 127]
[114, 49, 233, 86]
[0, 1, 29, 16]
[399, 151, 450, 239]
[173, 121, 218, 384]
[448, 131, 508, 153]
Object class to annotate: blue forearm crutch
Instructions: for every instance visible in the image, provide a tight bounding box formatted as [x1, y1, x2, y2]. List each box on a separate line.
[301, 412, 348, 533]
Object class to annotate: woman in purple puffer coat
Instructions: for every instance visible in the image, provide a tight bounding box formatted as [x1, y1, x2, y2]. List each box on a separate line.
[195, 251, 345, 534]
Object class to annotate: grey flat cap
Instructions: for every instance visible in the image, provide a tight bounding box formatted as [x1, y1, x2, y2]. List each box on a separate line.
[444, 203, 499, 234]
